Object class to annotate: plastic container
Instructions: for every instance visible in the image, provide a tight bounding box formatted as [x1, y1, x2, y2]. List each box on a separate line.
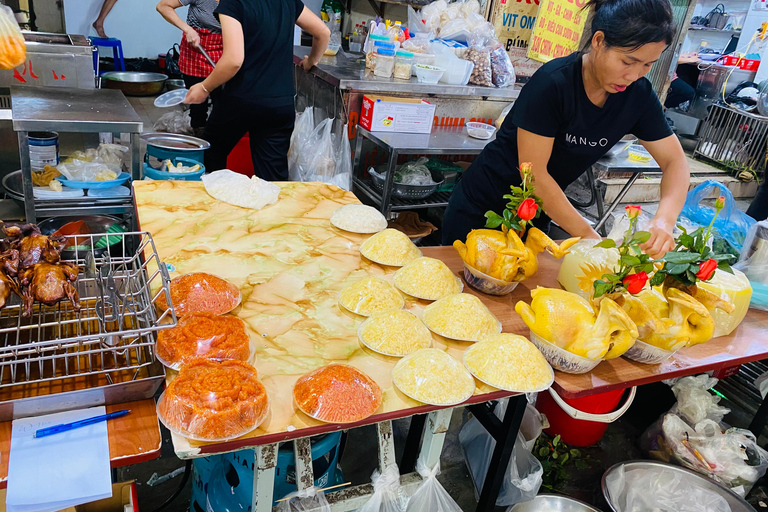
[392, 348, 475, 406]
[463, 334, 554, 393]
[622, 339, 676, 365]
[338, 276, 404, 316]
[358, 309, 432, 357]
[536, 386, 636, 446]
[422, 293, 501, 342]
[293, 364, 382, 423]
[154, 89, 188, 108]
[528, 331, 602, 374]
[411, 53, 436, 75]
[87, 185, 131, 197]
[28, 131, 59, 171]
[414, 64, 445, 84]
[466, 122, 496, 140]
[155, 313, 252, 370]
[627, 144, 652, 162]
[156, 359, 269, 442]
[439, 58, 474, 85]
[462, 263, 518, 296]
[368, 40, 395, 72]
[160, 272, 242, 316]
[374, 48, 395, 78]
[393, 256, 463, 301]
[143, 156, 205, 181]
[394, 50, 414, 80]
[33, 186, 84, 200]
[324, 42, 340, 56]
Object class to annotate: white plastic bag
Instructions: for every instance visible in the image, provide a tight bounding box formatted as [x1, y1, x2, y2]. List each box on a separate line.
[277, 487, 331, 512]
[671, 375, 729, 425]
[407, 6, 431, 36]
[202, 169, 280, 210]
[405, 461, 461, 512]
[57, 159, 120, 182]
[0, 5, 25, 70]
[458, 400, 543, 506]
[289, 111, 351, 190]
[604, 465, 731, 512]
[288, 108, 315, 179]
[358, 466, 407, 512]
[153, 110, 193, 135]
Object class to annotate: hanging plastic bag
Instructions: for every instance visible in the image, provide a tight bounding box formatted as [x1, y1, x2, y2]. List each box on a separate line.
[277, 487, 331, 512]
[670, 374, 729, 425]
[604, 464, 731, 512]
[405, 461, 462, 512]
[465, 32, 492, 87]
[358, 466, 407, 512]
[679, 180, 756, 251]
[288, 108, 316, 180]
[153, 110, 193, 135]
[489, 41, 515, 88]
[458, 399, 543, 506]
[407, 6, 431, 36]
[0, 5, 26, 70]
[332, 122, 353, 190]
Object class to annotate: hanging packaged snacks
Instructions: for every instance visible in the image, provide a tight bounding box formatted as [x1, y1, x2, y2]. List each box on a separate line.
[0, 6, 25, 70]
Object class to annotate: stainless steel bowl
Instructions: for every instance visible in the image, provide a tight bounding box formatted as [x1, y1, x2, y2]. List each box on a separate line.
[510, 494, 603, 511]
[37, 215, 128, 259]
[602, 460, 756, 512]
[101, 71, 168, 96]
[165, 79, 186, 91]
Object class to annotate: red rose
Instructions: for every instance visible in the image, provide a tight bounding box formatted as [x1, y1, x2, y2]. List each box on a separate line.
[696, 258, 718, 281]
[625, 205, 642, 220]
[623, 271, 649, 295]
[517, 198, 538, 221]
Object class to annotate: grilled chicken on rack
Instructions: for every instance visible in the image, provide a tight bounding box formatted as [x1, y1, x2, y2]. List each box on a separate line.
[0, 249, 19, 309]
[18, 262, 80, 317]
[3, 223, 66, 269]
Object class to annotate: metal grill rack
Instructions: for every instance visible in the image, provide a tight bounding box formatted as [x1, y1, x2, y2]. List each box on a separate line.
[0, 231, 176, 388]
[694, 103, 768, 174]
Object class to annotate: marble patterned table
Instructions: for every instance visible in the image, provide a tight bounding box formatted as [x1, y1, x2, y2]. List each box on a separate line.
[133, 180, 522, 512]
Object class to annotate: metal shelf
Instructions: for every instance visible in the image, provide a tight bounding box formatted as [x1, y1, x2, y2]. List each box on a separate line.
[354, 177, 451, 213]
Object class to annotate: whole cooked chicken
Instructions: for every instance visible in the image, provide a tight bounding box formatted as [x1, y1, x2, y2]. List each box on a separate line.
[18, 262, 80, 317]
[0, 249, 19, 309]
[454, 228, 580, 282]
[3, 223, 65, 270]
[515, 287, 638, 360]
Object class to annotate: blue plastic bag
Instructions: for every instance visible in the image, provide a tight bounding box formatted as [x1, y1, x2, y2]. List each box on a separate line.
[679, 180, 756, 251]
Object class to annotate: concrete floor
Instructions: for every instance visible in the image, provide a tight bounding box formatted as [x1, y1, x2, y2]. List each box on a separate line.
[114, 96, 767, 511]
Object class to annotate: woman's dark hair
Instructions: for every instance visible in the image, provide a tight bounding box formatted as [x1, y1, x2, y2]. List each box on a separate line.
[585, 0, 675, 50]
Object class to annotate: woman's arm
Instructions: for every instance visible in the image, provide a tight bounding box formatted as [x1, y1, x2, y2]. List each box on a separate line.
[296, 6, 330, 71]
[639, 135, 690, 258]
[156, 0, 200, 48]
[517, 128, 601, 239]
[183, 14, 244, 104]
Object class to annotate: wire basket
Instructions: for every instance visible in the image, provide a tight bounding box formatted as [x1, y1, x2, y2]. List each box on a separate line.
[694, 103, 768, 175]
[0, 231, 176, 389]
[369, 169, 444, 199]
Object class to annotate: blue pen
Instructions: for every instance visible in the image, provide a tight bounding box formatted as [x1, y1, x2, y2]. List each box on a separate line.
[34, 410, 130, 438]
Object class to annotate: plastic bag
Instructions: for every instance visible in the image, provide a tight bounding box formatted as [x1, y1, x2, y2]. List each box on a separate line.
[288, 108, 315, 179]
[289, 112, 352, 190]
[402, 32, 432, 54]
[332, 123, 353, 190]
[407, 6, 431, 36]
[460, 0, 481, 17]
[153, 110, 193, 135]
[439, 17, 471, 41]
[393, 157, 434, 185]
[604, 464, 731, 512]
[358, 466, 407, 512]
[420, 0, 447, 35]
[489, 42, 515, 88]
[155, 313, 251, 369]
[277, 487, 331, 512]
[679, 180, 756, 251]
[459, 399, 543, 506]
[165, 272, 242, 316]
[293, 364, 382, 423]
[156, 359, 268, 441]
[671, 375, 729, 425]
[56, 159, 120, 182]
[0, 5, 26, 70]
[405, 462, 462, 512]
[465, 33, 492, 86]
[202, 169, 280, 210]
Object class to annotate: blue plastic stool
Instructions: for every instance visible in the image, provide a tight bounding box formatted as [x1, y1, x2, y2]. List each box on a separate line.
[91, 37, 125, 74]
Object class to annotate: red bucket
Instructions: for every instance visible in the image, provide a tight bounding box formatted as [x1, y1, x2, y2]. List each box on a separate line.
[536, 386, 636, 447]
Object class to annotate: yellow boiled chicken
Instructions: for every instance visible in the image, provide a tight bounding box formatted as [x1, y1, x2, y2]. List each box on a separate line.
[697, 268, 752, 337]
[622, 288, 719, 351]
[454, 228, 580, 282]
[515, 287, 638, 360]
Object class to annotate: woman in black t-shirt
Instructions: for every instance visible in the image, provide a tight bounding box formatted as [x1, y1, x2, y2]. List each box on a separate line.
[443, 0, 689, 259]
[183, 0, 330, 181]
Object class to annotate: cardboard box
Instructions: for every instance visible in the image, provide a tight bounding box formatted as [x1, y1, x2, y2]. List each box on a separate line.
[0, 482, 138, 512]
[359, 95, 436, 134]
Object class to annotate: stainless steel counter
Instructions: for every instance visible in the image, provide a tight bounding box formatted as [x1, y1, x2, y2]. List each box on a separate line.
[294, 46, 520, 99]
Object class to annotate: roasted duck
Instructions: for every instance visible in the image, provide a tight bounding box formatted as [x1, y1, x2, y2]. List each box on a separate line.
[3, 223, 65, 269]
[18, 262, 80, 317]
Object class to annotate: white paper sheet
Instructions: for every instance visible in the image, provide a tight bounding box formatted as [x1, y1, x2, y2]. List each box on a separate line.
[6, 406, 113, 512]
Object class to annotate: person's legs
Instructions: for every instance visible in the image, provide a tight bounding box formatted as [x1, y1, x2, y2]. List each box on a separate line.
[247, 103, 295, 181]
[93, 0, 118, 38]
[664, 78, 696, 109]
[182, 74, 210, 137]
[204, 96, 248, 172]
[747, 180, 768, 221]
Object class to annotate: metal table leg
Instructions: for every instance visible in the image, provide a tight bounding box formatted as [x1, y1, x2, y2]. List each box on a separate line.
[594, 173, 641, 235]
[352, 129, 364, 179]
[252, 444, 277, 512]
[750, 396, 768, 436]
[18, 131, 35, 224]
[380, 150, 398, 217]
[400, 414, 427, 473]
[130, 132, 141, 180]
[468, 396, 527, 512]
[416, 409, 453, 471]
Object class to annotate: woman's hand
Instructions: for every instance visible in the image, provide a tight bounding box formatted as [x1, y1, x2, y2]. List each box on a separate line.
[183, 83, 209, 104]
[299, 56, 315, 72]
[641, 217, 676, 259]
[184, 27, 201, 49]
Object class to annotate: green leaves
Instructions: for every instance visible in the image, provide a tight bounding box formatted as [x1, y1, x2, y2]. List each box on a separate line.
[595, 239, 616, 249]
[621, 255, 641, 266]
[650, 271, 666, 287]
[533, 433, 593, 493]
[484, 211, 503, 229]
[662, 251, 701, 264]
[632, 231, 651, 243]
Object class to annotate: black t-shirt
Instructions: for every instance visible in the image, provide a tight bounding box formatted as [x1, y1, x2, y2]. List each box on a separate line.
[215, 0, 305, 104]
[461, 52, 672, 213]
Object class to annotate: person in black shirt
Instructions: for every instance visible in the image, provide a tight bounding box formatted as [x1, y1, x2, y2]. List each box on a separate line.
[183, 0, 330, 181]
[443, 0, 690, 259]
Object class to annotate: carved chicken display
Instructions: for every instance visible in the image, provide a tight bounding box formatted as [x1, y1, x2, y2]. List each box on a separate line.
[454, 228, 580, 282]
[0, 222, 80, 316]
[515, 287, 639, 360]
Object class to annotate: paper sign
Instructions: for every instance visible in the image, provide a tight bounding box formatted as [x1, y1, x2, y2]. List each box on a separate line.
[6, 407, 112, 512]
[491, 0, 543, 77]
[528, 0, 589, 63]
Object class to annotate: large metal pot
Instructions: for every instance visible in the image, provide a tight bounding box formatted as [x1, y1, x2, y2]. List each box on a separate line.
[510, 494, 603, 511]
[101, 72, 168, 96]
